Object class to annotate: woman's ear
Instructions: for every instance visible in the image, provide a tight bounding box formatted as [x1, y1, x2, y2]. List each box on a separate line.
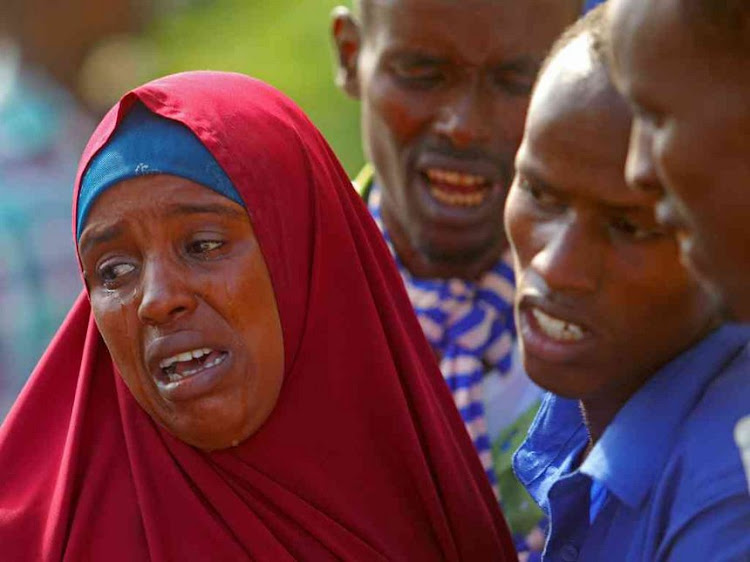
[331, 6, 362, 99]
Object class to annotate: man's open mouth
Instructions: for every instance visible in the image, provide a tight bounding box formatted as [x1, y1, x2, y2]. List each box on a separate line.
[424, 167, 493, 207]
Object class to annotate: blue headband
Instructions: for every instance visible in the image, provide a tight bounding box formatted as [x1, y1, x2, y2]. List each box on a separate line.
[77, 103, 244, 240]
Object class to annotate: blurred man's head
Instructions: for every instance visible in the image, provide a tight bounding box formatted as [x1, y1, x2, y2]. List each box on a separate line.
[505, 8, 718, 419]
[332, 0, 580, 280]
[608, 0, 750, 320]
[3, 0, 145, 97]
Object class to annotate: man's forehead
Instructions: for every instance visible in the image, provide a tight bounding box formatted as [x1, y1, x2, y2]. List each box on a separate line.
[518, 36, 647, 207]
[360, 0, 581, 56]
[360, 0, 581, 18]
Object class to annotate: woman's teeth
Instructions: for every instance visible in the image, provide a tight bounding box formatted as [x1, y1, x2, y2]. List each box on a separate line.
[425, 168, 491, 208]
[159, 348, 228, 384]
[164, 353, 226, 383]
[159, 347, 214, 370]
[532, 308, 584, 342]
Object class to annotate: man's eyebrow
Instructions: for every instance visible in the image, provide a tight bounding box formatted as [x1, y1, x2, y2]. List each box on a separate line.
[388, 50, 447, 64]
[496, 55, 542, 74]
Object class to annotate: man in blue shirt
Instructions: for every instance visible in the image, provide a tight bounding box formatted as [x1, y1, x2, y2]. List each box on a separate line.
[504, 7, 750, 561]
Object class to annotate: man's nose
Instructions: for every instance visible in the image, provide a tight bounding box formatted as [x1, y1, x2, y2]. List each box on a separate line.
[625, 119, 662, 194]
[137, 258, 197, 326]
[530, 219, 602, 295]
[433, 82, 492, 149]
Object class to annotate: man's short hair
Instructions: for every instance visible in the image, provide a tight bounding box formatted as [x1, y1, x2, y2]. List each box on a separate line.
[536, 3, 608, 87]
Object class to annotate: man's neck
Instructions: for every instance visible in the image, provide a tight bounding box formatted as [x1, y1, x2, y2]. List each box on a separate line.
[381, 201, 508, 281]
[578, 396, 630, 460]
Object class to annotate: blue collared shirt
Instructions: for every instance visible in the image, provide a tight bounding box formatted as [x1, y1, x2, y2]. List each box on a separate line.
[514, 325, 750, 561]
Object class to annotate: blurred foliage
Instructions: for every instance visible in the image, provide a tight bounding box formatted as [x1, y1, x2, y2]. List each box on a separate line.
[149, 0, 364, 175]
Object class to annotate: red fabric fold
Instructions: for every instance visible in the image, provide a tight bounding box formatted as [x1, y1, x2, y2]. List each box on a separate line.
[0, 71, 515, 561]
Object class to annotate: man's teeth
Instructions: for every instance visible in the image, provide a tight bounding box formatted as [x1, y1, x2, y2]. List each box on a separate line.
[430, 187, 488, 207]
[425, 168, 491, 207]
[159, 347, 213, 370]
[531, 308, 584, 342]
[426, 168, 488, 188]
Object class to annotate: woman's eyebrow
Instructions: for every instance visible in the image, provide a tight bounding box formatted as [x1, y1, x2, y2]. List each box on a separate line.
[164, 203, 247, 219]
[79, 224, 123, 255]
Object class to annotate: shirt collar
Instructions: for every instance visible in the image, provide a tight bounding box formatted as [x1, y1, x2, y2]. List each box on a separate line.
[514, 324, 750, 510]
[513, 393, 589, 512]
[580, 324, 750, 508]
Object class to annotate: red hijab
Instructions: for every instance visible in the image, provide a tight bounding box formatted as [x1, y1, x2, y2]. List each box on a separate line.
[0, 72, 514, 561]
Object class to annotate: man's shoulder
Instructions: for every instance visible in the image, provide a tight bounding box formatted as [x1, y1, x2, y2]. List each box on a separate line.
[663, 343, 750, 508]
[649, 346, 750, 559]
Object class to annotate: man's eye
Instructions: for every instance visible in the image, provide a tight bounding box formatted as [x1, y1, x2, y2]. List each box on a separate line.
[609, 216, 661, 241]
[492, 70, 534, 96]
[99, 262, 136, 284]
[519, 177, 558, 207]
[188, 240, 224, 255]
[391, 62, 444, 87]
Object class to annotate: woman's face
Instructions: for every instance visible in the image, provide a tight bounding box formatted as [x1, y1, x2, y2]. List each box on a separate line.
[78, 175, 284, 450]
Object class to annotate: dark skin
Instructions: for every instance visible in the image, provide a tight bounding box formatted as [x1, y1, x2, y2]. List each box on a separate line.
[504, 36, 719, 446]
[78, 176, 284, 451]
[3, 0, 144, 105]
[608, 0, 750, 321]
[332, 0, 580, 280]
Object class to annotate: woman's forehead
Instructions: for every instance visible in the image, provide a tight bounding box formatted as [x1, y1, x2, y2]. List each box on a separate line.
[79, 176, 249, 247]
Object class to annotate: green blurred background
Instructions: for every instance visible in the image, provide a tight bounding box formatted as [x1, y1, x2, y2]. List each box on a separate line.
[149, 0, 364, 175]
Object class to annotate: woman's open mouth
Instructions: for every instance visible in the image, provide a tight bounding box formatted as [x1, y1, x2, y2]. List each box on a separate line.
[158, 347, 229, 385]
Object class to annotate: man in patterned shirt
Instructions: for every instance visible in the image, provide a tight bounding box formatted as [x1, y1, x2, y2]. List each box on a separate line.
[331, 1, 581, 557]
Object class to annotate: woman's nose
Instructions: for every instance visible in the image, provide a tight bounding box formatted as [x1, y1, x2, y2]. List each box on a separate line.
[137, 258, 197, 326]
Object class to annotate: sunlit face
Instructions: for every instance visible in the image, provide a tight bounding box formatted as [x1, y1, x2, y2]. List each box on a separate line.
[78, 175, 284, 450]
[608, 0, 750, 320]
[504, 38, 717, 404]
[334, 0, 579, 279]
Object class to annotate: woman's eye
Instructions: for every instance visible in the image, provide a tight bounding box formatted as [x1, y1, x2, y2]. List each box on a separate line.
[188, 239, 225, 256]
[99, 262, 136, 285]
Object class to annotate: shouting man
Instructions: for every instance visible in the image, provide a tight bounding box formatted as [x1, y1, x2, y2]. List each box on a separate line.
[332, 0, 581, 554]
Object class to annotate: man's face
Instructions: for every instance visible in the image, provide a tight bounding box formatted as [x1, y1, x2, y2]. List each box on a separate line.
[505, 38, 717, 405]
[609, 0, 750, 320]
[333, 0, 579, 279]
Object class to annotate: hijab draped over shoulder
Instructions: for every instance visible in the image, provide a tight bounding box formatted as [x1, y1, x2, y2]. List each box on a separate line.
[0, 72, 514, 561]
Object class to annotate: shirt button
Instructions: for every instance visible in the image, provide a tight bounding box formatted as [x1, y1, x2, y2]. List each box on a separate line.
[560, 544, 579, 562]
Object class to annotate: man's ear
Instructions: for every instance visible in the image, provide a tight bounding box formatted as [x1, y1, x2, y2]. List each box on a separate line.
[331, 6, 362, 99]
